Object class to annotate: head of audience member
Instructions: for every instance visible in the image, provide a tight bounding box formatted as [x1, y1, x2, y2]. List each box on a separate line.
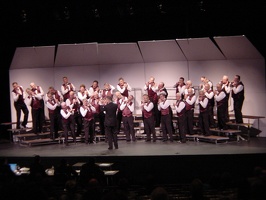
[222, 75, 229, 84]
[216, 83, 222, 92]
[186, 80, 192, 89]
[79, 84, 86, 93]
[158, 82, 165, 90]
[176, 92, 182, 101]
[187, 88, 194, 97]
[12, 82, 19, 90]
[30, 82, 37, 89]
[63, 76, 68, 84]
[92, 80, 99, 89]
[143, 94, 149, 103]
[151, 187, 169, 200]
[118, 77, 125, 86]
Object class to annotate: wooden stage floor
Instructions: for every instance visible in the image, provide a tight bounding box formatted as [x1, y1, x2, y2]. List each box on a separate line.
[1, 136, 266, 158]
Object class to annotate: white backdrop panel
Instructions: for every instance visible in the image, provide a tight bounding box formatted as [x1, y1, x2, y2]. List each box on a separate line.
[177, 38, 226, 61]
[10, 46, 55, 69]
[138, 40, 186, 62]
[54, 43, 98, 67]
[98, 43, 143, 64]
[9, 68, 55, 127]
[214, 35, 263, 59]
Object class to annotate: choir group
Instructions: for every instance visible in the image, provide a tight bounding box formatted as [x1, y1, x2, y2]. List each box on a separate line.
[11, 74, 244, 148]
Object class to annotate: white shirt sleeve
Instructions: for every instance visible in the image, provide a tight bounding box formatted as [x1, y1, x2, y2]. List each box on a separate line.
[144, 102, 154, 112]
[61, 85, 68, 95]
[199, 98, 208, 108]
[46, 101, 58, 110]
[233, 85, 244, 94]
[175, 101, 185, 113]
[215, 91, 226, 102]
[205, 91, 214, 99]
[60, 109, 71, 119]
[158, 100, 170, 111]
[186, 95, 196, 105]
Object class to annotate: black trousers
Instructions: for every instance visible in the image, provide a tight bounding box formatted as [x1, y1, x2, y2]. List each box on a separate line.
[178, 114, 186, 142]
[32, 108, 43, 134]
[49, 112, 60, 139]
[233, 98, 244, 123]
[143, 116, 156, 141]
[199, 111, 210, 136]
[123, 115, 135, 141]
[105, 125, 118, 149]
[185, 109, 194, 135]
[14, 102, 29, 129]
[83, 119, 94, 143]
[73, 112, 82, 136]
[217, 104, 228, 130]
[116, 110, 123, 134]
[62, 118, 76, 144]
[161, 114, 173, 141]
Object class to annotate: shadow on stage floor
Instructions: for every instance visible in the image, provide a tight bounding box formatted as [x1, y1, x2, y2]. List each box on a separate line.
[1, 136, 266, 185]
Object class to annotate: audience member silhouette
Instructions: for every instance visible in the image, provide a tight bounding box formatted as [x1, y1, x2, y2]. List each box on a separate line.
[54, 158, 78, 186]
[29, 155, 46, 180]
[79, 157, 105, 187]
[151, 187, 169, 200]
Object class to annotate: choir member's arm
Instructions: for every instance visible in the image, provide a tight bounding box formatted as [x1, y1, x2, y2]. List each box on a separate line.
[233, 85, 244, 94]
[60, 109, 72, 119]
[175, 102, 185, 113]
[144, 102, 154, 112]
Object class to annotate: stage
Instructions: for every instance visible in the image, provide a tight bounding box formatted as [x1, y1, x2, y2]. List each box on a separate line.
[1, 136, 266, 185]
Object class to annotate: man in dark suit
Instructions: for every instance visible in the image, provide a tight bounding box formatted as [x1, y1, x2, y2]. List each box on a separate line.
[101, 96, 119, 150]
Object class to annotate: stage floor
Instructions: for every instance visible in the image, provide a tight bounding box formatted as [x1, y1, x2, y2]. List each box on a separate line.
[1, 136, 266, 158]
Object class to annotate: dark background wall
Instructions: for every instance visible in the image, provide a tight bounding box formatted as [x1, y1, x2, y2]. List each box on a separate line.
[1, 0, 266, 125]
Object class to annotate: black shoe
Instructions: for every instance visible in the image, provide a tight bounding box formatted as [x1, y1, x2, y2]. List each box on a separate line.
[115, 147, 119, 149]
[108, 147, 113, 150]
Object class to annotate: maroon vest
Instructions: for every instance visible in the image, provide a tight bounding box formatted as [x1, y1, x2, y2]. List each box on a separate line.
[176, 100, 186, 117]
[102, 89, 112, 98]
[122, 102, 133, 117]
[160, 101, 170, 116]
[206, 90, 214, 107]
[185, 95, 195, 111]
[199, 97, 208, 113]
[232, 82, 245, 100]
[63, 83, 74, 100]
[82, 106, 94, 121]
[143, 101, 153, 119]
[147, 85, 158, 104]
[47, 99, 56, 114]
[175, 83, 185, 94]
[13, 87, 24, 104]
[68, 98, 80, 113]
[62, 108, 71, 123]
[31, 97, 42, 110]
[216, 91, 227, 107]
[118, 84, 129, 97]
[91, 99, 100, 114]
